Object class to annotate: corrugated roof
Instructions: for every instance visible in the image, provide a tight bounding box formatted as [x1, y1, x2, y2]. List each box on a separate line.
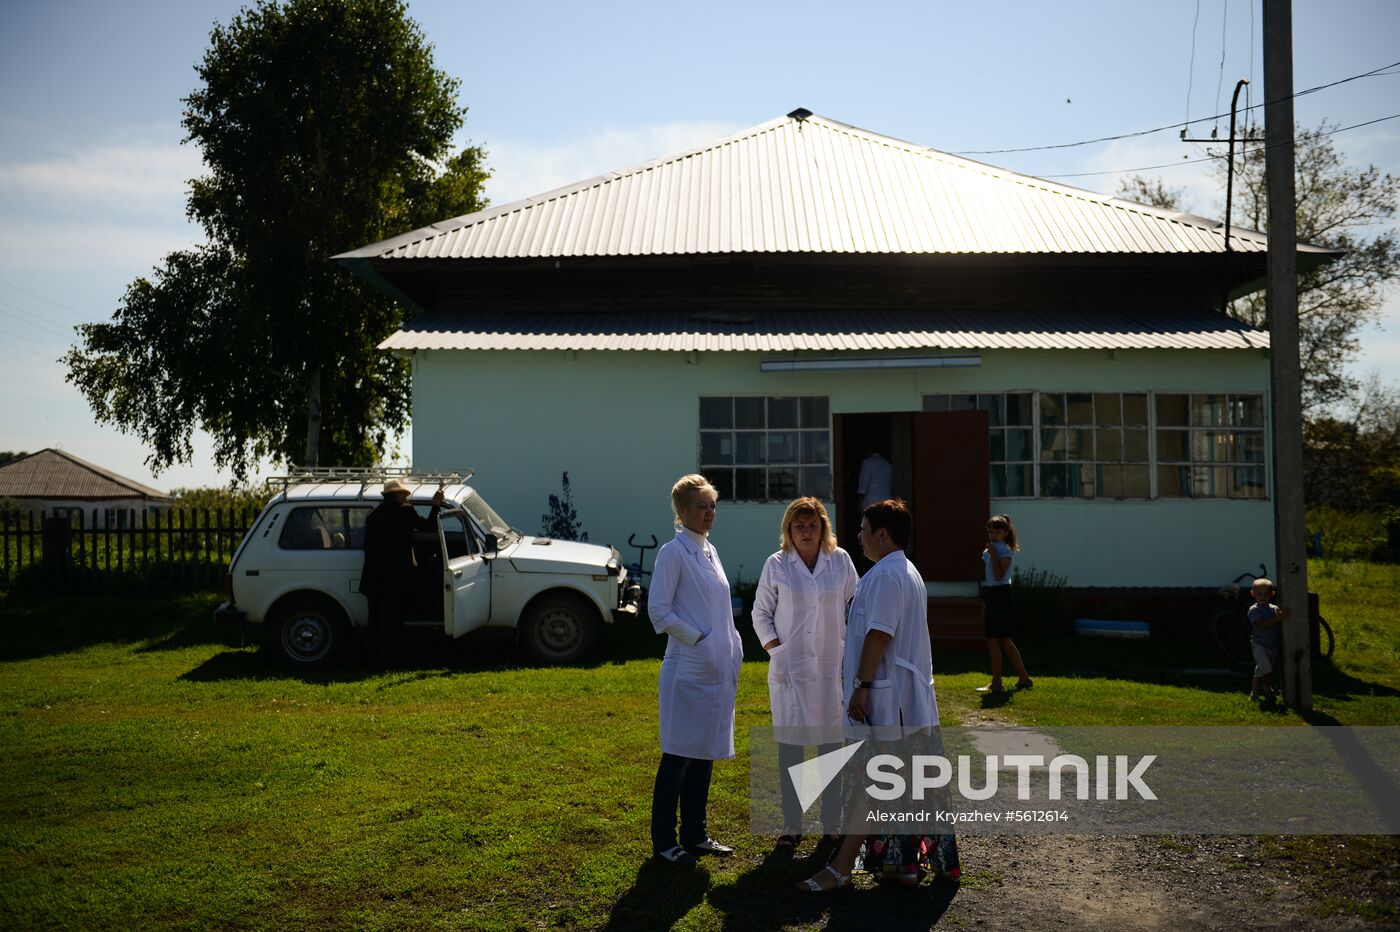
[380, 309, 1269, 353]
[338, 111, 1330, 262]
[0, 449, 172, 501]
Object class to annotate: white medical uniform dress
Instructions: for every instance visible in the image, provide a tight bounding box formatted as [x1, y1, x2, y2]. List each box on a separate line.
[648, 528, 744, 760]
[751, 547, 859, 741]
[842, 550, 938, 731]
[857, 453, 894, 512]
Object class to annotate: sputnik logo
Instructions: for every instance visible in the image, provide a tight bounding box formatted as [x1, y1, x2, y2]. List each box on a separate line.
[789, 740, 865, 812]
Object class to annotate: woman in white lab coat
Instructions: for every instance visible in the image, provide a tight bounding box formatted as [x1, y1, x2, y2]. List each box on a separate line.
[751, 497, 859, 847]
[646, 474, 744, 865]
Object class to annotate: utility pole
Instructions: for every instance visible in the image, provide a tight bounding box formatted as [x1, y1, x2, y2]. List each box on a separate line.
[1264, 0, 1311, 709]
[1182, 77, 1255, 312]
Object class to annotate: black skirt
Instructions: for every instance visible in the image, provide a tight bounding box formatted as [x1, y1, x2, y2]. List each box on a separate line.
[982, 585, 1015, 638]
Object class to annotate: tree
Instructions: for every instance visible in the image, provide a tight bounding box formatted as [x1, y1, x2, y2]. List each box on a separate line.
[1119, 121, 1400, 411]
[65, 0, 488, 478]
[540, 472, 589, 542]
[1302, 374, 1400, 510]
[1116, 175, 1188, 211]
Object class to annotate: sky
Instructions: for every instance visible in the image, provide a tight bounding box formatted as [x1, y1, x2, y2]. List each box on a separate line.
[1, 0, 1397, 490]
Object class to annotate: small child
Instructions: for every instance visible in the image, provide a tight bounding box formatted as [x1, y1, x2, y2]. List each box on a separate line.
[976, 514, 1033, 694]
[1247, 578, 1289, 701]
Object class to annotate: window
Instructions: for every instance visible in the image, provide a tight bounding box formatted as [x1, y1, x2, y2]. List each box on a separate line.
[699, 396, 831, 501]
[1032, 392, 1151, 499]
[50, 506, 84, 527]
[101, 509, 133, 529]
[278, 506, 371, 550]
[1155, 393, 1267, 499]
[440, 512, 477, 559]
[923, 391, 1265, 500]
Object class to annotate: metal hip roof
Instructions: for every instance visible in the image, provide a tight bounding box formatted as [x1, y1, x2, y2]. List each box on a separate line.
[337, 112, 1327, 263]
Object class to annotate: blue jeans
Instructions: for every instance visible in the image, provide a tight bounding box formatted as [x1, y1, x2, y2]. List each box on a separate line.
[650, 753, 713, 852]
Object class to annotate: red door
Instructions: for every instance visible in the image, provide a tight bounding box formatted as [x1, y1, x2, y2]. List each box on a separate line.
[912, 411, 990, 581]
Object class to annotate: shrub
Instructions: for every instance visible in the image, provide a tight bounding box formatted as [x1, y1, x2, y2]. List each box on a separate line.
[1306, 507, 1390, 562]
[539, 472, 588, 542]
[169, 486, 267, 515]
[1011, 565, 1068, 632]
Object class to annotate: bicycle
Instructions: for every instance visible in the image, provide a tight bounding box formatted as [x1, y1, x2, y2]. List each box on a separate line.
[1210, 563, 1335, 668]
[627, 533, 659, 588]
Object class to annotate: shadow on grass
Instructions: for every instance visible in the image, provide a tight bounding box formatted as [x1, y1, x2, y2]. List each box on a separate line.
[0, 591, 236, 662]
[955, 632, 1400, 707]
[599, 858, 712, 931]
[0, 584, 667, 673]
[178, 620, 668, 683]
[705, 841, 958, 932]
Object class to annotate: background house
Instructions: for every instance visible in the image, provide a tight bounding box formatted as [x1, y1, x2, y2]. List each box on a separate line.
[337, 111, 1335, 622]
[0, 448, 173, 526]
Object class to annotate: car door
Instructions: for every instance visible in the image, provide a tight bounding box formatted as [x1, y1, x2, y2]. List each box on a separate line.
[438, 510, 490, 638]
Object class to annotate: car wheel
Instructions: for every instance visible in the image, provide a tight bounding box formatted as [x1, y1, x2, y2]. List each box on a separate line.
[267, 595, 348, 669]
[521, 594, 600, 665]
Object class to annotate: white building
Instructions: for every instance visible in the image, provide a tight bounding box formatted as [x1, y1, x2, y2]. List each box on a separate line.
[336, 111, 1334, 632]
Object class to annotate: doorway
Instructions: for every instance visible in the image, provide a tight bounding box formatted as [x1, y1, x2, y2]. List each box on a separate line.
[834, 411, 989, 580]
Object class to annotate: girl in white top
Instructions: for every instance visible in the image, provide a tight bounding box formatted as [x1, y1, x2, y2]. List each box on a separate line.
[646, 474, 744, 865]
[751, 497, 859, 846]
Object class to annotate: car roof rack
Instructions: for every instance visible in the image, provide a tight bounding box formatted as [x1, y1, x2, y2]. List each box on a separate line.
[266, 466, 476, 497]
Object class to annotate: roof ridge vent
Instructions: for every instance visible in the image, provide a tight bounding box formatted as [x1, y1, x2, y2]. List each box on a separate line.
[787, 107, 813, 121]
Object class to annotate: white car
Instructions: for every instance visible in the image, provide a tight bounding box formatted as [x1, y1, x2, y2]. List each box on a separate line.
[215, 471, 638, 667]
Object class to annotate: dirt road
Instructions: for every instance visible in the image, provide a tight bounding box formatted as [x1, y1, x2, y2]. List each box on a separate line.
[943, 834, 1396, 930]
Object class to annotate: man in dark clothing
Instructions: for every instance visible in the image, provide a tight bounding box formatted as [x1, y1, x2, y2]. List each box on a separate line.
[360, 479, 445, 667]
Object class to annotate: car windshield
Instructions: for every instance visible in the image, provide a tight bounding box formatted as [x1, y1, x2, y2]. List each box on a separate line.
[462, 490, 518, 545]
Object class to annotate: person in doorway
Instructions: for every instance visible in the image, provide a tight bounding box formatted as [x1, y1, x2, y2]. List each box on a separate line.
[359, 479, 444, 668]
[751, 497, 859, 848]
[977, 514, 1033, 694]
[798, 498, 948, 892]
[647, 474, 744, 866]
[856, 448, 893, 513]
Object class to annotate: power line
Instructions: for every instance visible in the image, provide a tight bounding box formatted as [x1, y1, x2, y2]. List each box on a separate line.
[1036, 111, 1400, 179]
[0, 300, 79, 338]
[0, 278, 98, 324]
[951, 59, 1400, 156]
[0, 340, 59, 361]
[1185, 0, 1202, 128]
[0, 326, 67, 356]
[1213, 0, 1229, 137]
[0, 306, 75, 340]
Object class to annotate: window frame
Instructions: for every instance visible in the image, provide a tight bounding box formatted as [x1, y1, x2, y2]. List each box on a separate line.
[697, 394, 833, 503]
[276, 505, 373, 551]
[921, 389, 1270, 501]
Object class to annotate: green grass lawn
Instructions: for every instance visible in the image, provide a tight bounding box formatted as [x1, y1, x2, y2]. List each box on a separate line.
[1, 559, 1396, 929]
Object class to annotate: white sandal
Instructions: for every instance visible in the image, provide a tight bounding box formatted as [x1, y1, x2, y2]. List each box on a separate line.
[796, 864, 851, 893]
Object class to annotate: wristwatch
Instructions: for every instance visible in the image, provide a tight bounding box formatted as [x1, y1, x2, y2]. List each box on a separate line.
[855, 679, 874, 689]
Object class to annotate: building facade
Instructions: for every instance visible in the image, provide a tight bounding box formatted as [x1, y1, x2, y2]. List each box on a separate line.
[338, 111, 1334, 602]
[0, 448, 172, 525]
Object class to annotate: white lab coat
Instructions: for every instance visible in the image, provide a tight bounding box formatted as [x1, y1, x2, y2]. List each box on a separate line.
[857, 453, 894, 512]
[751, 547, 859, 736]
[842, 550, 938, 732]
[648, 528, 744, 760]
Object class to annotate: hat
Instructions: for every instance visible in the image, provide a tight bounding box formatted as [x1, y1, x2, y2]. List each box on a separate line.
[382, 478, 410, 497]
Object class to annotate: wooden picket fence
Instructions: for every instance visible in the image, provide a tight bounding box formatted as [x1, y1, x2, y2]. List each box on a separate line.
[0, 506, 258, 594]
